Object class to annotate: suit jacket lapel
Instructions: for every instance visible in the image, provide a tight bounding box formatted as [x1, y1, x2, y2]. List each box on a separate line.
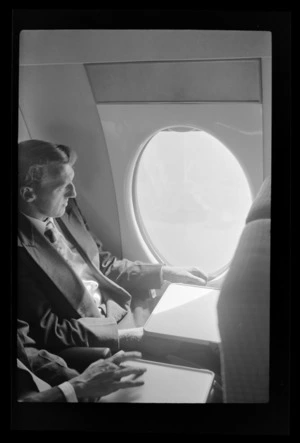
[57, 211, 132, 310]
[18, 213, 101, 318]
[58, 206, 100, 266]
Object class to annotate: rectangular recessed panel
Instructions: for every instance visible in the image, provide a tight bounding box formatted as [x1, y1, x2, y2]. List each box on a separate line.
[86, 60, 261, 102]
[144, 284, 221, 344]
[100, 359, 215, 403]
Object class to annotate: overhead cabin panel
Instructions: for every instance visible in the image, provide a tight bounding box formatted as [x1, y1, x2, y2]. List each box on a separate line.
[19, 30, 271, 65]
[86, 60, 261, 103]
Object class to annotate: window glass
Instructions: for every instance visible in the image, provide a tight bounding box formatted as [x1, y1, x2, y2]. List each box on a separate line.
[134, 129, 252, 275]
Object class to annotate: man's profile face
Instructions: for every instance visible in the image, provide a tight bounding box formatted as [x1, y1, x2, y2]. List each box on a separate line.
[32, 163, 76, 219]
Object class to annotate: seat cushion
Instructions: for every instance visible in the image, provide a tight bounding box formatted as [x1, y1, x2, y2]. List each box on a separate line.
[217, 219, 270, 402]
[246, 176, 271, 223]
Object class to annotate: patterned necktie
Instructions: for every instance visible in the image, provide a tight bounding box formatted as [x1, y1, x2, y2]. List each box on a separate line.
[44, 219, 58, 244]
[44, 219, 69, 259]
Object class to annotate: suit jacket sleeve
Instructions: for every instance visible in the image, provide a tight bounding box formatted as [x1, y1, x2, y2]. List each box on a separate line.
[17, 364, 68, 403]
[17, 322, 78, 401]
[17, 322, 80, 386]
[18, 385, 67, 402]
[73, 199, 164, 295]
[18, 258, 120, 352]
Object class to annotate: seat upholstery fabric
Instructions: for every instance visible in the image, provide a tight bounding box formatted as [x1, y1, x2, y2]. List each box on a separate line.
[217, 176, 271, 402]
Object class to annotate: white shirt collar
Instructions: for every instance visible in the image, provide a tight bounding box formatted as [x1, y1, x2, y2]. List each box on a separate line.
[21, 212, 54, 235]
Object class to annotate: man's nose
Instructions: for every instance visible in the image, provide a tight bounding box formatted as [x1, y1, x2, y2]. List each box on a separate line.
[68, 183, 77, 198]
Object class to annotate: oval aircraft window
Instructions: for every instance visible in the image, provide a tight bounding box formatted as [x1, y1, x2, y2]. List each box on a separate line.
[133, 128, 252, 276]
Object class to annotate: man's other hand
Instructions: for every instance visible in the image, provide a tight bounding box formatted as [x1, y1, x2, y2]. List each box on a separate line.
[118, 328, 180, 356]
[69, 350, 146, 400]
[162, 266, 208, 286]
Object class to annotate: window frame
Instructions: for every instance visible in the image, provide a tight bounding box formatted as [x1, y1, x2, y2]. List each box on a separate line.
[132, 128, 245, 281]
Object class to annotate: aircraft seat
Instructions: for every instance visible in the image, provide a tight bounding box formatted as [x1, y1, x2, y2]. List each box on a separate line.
[217, 176, 271, 402]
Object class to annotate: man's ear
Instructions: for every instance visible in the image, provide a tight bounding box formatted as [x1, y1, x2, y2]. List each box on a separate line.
[19, 186, 37, 203]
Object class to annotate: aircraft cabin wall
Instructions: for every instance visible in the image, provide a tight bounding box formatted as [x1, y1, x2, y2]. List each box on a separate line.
[18, 30, 271, 283]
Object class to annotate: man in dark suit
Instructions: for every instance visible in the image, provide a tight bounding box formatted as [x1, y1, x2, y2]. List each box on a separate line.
[18, 140, 207, 357]
[16, 320, 146, 402]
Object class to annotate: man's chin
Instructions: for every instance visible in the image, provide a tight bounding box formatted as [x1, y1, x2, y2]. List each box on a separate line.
[60, 208, 67, 217]
[50, 202, 68, 218]
[52, 208, 67, 218]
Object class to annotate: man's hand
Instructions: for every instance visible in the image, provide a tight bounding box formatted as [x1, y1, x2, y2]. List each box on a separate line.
[69, 350, 146, 400]
[162, 266, 208, 286]
[118, 328, 181, 357]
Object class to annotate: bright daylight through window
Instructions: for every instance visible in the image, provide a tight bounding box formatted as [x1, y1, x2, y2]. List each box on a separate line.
[134, 129, 252, 276]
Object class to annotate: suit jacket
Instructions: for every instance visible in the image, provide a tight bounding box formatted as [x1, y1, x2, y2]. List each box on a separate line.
[16, 359, 67, 402]
[17, 319, 79, 384]
[18, 199, 163, 353]
[16, 319, 80, 402]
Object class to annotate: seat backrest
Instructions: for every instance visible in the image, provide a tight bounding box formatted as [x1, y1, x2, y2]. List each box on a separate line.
[217, 177, 271, 402]
[246, 175, 271, 224]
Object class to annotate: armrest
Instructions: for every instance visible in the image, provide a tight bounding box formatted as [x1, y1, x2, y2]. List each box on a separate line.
[58, 347, 112, 372]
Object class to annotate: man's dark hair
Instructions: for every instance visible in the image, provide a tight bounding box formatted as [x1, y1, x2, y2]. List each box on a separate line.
[18, 140, 77, 189]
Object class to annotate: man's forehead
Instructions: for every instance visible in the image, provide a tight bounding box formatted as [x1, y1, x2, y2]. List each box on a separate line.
[45, 163, 74, 183]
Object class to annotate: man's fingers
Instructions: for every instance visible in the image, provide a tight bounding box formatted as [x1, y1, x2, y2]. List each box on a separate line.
[109, 350, 142, 365]
[107, 350, 125, 364]
[191, 268, 208, 282]
[114, 379, 145, 390]
[186, 275, 207, 286]
[88, 360, 118, 372]
[119, 351, 143, 361]
[94, 367, 120, 381]
[113, 366, 147, 380]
